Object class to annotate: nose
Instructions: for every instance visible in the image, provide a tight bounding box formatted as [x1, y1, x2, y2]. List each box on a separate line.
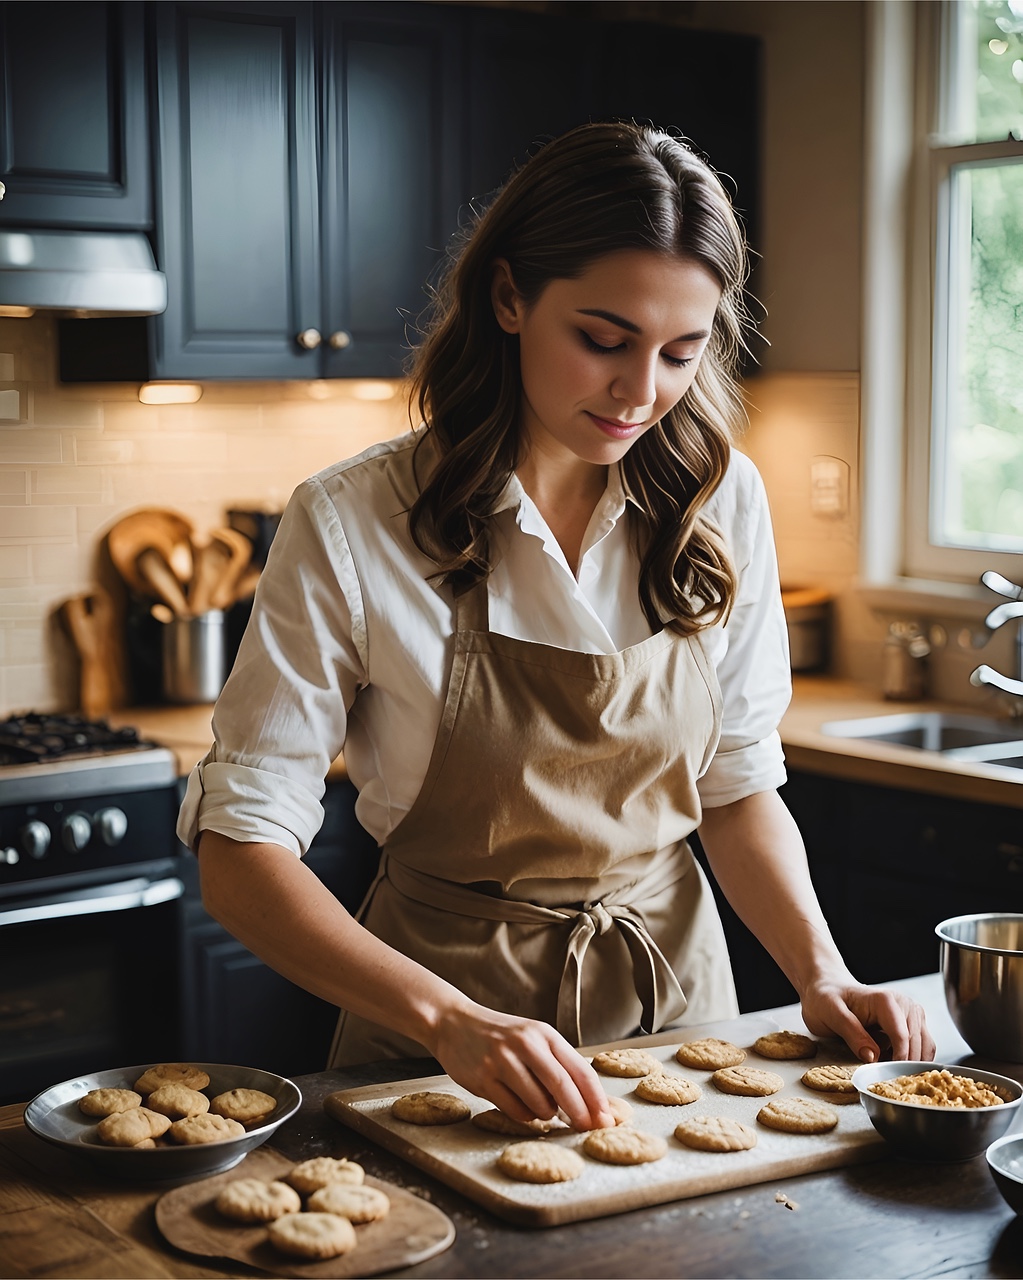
[611, 352, 658, 414]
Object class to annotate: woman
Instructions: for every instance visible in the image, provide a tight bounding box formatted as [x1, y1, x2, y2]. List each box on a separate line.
[179, 122, 933, 1132]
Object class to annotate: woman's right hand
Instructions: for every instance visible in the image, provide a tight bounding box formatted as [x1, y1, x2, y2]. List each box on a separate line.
[427, 1001, 616, 1131]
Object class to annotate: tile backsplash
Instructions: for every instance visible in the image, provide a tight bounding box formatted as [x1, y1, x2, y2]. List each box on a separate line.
[0, 314, 411, 715]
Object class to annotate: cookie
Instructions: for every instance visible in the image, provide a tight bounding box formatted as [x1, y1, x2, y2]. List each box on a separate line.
[711, 1066, 784, 1097]
[215, 1177, 302, 1223]
[801, 1064, 859, 1104]
[582, 1126, 667, 1165]
[757, 1097, 839, 1134]
[267, 1212, 357, 1260]
[146, 1084, 210, 1120]
[391, 1090, 471, 1125]
[753, 1031, 818, 1060]
[634, 1073, 702, 1105]
[591, 1048, 662, 1078]
[134, 1064, 210, 1095]
[471, 1108, 568, 1137]
[209, 1087, 277, 1126]
[674, 1037, 746, 1070]
[287, 1156, 365, 1194]
[168, 1113, 245, 1145]
[96, 1106, 171, 1147]
[308, 1183, 391, 1223]
[673, 1115, 758, 1152]
[497, 1140, 585, 1183]
[78, 1088, 141, 1117]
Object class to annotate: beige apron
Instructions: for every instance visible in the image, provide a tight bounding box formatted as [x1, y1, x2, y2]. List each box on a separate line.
[329, 576, 738, 1067]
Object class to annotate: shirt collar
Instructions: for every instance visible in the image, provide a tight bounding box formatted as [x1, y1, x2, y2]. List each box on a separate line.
[495, 462, 643, 522]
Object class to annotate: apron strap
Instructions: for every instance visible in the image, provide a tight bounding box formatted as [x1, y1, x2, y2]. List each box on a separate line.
[386, 855, 689, 1045]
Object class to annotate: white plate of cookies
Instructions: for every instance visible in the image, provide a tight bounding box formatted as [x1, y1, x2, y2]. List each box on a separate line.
[24, 1061, 301, 1184]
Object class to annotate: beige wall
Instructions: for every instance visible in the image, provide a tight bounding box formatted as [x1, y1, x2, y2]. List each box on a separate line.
[0, 0, 878, 717]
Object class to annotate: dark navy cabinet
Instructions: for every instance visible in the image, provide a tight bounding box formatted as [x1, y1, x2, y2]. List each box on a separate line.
[0, 0, 150, 229]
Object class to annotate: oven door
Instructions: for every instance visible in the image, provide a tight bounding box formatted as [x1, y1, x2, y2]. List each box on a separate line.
[0, 866, 185, 1105]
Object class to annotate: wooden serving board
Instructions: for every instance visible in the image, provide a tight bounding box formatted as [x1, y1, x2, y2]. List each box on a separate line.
[154, 1146, 455, 1278]
[324, 1016, 887, 1227]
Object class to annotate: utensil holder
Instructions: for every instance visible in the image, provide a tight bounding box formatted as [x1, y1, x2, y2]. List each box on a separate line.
[161, 611, 227, 704]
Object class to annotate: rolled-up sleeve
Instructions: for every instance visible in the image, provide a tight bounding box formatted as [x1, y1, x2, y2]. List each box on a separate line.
[176, 475, 367, 856]
[697, 454, 791, 808]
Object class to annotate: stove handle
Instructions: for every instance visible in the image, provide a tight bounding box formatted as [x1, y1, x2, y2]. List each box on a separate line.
[0, 876, 184, 928]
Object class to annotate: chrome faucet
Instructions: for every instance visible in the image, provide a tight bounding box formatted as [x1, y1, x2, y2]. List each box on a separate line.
[970, 570, 1023, 700]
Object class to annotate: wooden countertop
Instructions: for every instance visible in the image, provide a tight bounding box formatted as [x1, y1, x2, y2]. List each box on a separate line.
[3, 974, 1022, 1279]
[111, 677, 1023, 807]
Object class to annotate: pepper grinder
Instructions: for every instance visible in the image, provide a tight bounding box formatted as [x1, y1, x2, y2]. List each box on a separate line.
[882, 621, 931, 700]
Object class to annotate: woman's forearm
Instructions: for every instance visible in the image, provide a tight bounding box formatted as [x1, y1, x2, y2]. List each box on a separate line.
[697, 790, 853, 996]
[196, 830, 471, 1049]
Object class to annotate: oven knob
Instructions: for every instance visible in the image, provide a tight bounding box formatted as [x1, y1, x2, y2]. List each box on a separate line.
[95, 807, 128, 846]
[61, 812, 92, 853]
[3, 847, 18, 865]
[20, 820, 50, 859]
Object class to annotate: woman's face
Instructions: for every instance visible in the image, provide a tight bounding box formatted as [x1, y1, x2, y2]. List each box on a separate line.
[491, 248, 723, 473]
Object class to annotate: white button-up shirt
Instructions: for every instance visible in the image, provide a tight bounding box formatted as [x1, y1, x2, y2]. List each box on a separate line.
[178, 430, 790, 856]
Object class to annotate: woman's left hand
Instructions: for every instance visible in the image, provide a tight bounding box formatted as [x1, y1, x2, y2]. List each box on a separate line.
[799, 979, 936, 1063]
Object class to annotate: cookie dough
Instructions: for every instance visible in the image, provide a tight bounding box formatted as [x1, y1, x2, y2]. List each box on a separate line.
[78, 1088, 141, 1118]
[134, 1064, 211, 1095]
[168, 1113, 245, 1145]
[215, 1177, 301, 1223]
[674, 1038, 746, 1070]
[582, 1127, 667, 1165]
[591, 1048, 662, 1078]
[634, 1073, 702, 1105]
[801, 1064, 860, 1104]
[711, 1066, 784, 1097]
[287, 1156, 365, 1193]
[267, 1212, 357, 1260]
[209, 1087, 277, 1126]
[757, 1097, 839, 1133]
[673, 1115, 758, 1152]
[753, 1031, 818, 1060]
[146, 1084, 210, 1120]
[308, 1183, 391, 1223]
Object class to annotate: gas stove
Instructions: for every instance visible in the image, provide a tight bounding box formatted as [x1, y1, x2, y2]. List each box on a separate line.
[0, 713, 178, 887]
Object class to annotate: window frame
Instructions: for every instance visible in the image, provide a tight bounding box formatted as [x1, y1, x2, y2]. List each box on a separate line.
[906, 2, 1023, 583]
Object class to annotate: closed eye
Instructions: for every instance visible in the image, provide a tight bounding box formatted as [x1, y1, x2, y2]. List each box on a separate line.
[579, 330, 694, 369]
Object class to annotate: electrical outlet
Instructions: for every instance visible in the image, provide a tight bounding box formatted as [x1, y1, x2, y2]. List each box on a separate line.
[810, 455, 849, 517]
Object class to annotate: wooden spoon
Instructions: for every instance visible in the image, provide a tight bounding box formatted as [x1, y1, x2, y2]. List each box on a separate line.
[137, 546, 192, 616]
[207, 527, 254, 610]
[107, 509, 193, 596]
[187, 537, 231, 615]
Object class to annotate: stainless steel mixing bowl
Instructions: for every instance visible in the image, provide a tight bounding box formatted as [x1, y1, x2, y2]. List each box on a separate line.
[987, 1132, 1023, 1216]
[852, 1061, 1022, 1161]
[936, 914, 1023, 1061]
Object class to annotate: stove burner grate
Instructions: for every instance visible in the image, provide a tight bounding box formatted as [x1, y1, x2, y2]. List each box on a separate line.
[0, 714, 153, 766]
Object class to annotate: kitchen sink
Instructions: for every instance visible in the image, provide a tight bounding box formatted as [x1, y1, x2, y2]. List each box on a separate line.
[819, 712, 1023, 767]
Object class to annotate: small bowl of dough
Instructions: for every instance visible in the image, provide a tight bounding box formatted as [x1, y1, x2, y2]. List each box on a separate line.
[851, 1060, 1022, 1162]
[25, 1061, 301, 1184]
[986, 1132, 1023, 1216]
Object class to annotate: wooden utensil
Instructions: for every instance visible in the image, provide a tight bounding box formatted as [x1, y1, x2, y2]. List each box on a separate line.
[186, 537, 230, 615]
[57, 588, 130, 717]
[137, 546, 192, 616]
[107, 509, 194, 597]
[207, 526, 253, 610]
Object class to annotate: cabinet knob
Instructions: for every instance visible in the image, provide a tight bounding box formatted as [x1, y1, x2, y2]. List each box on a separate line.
[328, 330, 351, 351]
[296, 328, 322, 350]
[62, 812, 92, 854]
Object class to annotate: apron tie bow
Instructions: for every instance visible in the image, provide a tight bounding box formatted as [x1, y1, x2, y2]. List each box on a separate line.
[557, 899, 687, 1047]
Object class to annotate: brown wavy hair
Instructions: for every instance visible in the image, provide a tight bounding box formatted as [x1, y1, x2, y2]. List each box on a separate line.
[407, 120, 754, 634]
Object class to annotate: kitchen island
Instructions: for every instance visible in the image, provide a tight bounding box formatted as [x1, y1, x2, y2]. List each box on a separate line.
[2, 973, 1021, 1279]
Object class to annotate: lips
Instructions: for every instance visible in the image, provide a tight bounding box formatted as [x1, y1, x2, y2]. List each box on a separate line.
[585, 412, 646, 440]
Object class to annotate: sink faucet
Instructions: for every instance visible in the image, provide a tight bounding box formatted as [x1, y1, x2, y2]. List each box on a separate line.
[971, 571, 1023, 700]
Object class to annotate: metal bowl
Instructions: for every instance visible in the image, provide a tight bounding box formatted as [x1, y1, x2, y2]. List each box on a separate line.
[987, 1132, 1023, 1215]
[936, 913, 1023, 1061]
[24, 1062, 301, 1184]
[851, 1061, 1022, 1161]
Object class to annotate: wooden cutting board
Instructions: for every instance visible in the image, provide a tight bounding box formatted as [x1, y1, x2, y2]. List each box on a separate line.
[154, 1146, 455, 1278]
[324, 1017, 886, 1227]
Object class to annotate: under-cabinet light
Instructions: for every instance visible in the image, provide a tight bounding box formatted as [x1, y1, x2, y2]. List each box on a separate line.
[351, 380, 398, 401]
[138, 382, 203, 405]
[0, 306, 34, 318]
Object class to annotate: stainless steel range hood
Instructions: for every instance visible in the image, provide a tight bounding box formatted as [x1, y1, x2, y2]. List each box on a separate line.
[0, 229, 167, 316]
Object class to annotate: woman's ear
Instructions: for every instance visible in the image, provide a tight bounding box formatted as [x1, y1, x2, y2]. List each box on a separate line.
[491, 258, 525, 334]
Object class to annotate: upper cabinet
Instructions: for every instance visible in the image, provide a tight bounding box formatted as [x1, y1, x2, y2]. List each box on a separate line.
[0, 1, 150, 229]
[54, 1, 761, 382]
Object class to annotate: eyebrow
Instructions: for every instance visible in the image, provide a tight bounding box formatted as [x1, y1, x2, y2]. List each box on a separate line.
[576, 308, 710, 342]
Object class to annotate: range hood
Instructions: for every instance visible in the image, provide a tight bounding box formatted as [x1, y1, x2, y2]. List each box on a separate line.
[0, 228, 166, 316]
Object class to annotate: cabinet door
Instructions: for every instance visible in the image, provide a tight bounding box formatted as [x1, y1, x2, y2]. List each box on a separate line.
[0, 0, 149, 228]
[464, 8, 601, 204]
[150, 1, 320, 378]
[320, 3, 463, 378]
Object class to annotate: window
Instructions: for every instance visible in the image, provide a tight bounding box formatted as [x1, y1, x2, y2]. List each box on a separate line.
[904, 0, 1023, 582]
